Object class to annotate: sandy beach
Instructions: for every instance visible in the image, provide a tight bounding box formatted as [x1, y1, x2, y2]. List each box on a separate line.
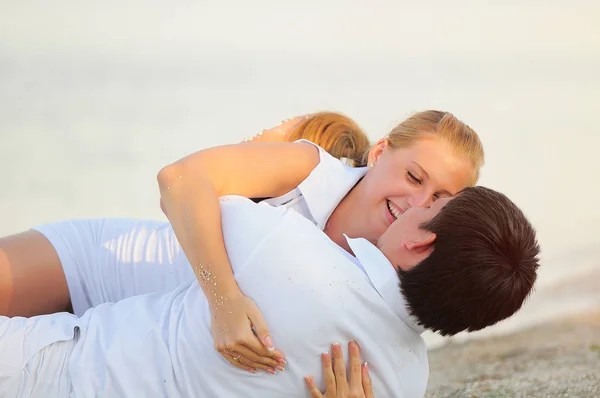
[425, 310, 600, 397]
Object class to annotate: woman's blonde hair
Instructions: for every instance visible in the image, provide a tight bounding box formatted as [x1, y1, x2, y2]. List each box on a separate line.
[363, 110, 485, 185]
[287, 112, 371, 167]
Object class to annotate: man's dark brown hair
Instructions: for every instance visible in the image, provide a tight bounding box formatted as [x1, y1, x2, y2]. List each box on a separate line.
[398, 186, 540, 336]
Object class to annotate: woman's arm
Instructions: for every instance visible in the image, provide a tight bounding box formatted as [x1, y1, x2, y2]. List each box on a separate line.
[159, 116, 308, 218]
[157, 142, 319, 372]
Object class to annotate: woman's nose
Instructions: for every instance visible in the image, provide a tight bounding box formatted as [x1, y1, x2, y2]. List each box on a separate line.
[407, 192, 434, 208]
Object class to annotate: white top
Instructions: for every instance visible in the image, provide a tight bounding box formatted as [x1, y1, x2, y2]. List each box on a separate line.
[31, 139, 368, 318]
[263, 139, 368, 229]
[66, 196, 428, 398]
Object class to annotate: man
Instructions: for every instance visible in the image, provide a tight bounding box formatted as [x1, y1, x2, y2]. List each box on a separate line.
[0, 186, 540, 397]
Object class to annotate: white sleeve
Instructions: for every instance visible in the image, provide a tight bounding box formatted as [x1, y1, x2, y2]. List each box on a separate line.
[0, 313, 79, 376]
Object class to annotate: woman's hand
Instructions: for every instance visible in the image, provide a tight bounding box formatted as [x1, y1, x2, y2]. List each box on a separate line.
[158, 130, 319, 376]
[211, 294, 286, 374]
[242, 115, 309, 144]
[305, 340, 374, 398]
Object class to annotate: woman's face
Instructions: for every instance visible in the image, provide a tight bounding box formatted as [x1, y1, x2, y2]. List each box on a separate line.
[358, 136, 473, 240]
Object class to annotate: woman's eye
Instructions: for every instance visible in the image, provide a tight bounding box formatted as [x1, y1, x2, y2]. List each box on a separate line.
[407, 171, 422, 185]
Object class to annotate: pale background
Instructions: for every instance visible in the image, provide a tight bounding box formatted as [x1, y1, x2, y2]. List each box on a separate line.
[1, 0, 599, 348]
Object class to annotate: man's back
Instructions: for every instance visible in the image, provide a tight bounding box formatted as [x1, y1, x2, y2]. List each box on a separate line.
[69, 197, 428, 397]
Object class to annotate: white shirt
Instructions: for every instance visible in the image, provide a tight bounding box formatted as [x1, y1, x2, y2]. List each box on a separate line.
[263, 139, 367, 229]
[41, 139, 367, 318]
[68, 196, 428, 398]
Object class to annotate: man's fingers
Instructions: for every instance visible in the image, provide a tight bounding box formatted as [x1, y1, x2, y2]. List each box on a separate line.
[304, 376, 324, 398]
[321, 352, 336, 394]
[362, 362, 375, 398]
[332, 343, 349, 395]
[348, 340, 363, 392]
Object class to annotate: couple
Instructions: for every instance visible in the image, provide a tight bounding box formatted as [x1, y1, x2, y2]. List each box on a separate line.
[0, 110, 540, 397]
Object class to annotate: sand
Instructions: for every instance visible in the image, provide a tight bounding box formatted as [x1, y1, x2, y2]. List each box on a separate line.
[425, 310, 600, 397]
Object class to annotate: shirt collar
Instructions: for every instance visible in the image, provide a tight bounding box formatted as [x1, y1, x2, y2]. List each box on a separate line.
[295, 141, 367, 230]
[312, 165, 366, 229]
[344, 235, 426, 335]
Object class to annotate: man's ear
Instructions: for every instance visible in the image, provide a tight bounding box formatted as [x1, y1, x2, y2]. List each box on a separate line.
[404, 233, 436, 254]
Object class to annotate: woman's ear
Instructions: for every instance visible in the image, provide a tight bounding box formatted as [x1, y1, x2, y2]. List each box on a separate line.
[368, 138, 388, 166]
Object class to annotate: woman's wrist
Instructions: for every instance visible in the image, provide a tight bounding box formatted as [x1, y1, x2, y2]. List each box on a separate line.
[194, 263, 243, 307]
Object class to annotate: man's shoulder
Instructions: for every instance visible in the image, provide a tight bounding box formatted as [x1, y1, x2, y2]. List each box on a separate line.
[219, 196, 330, 274]
[220, 195, 287, 230]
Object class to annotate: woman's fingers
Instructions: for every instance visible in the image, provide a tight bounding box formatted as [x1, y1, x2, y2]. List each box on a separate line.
[247, 303, 275, 351]
[237, 356, 278, 374]
[222, 343, 284, 374]
[331, 343, 349, 396]
[305, 340, 374, 398]
[322, 352, 337, 394]
[245, 303, 287, 367]
[348, 340, 363, 393]
[362, 362, 374, 398]
[210, 295, 285, 373]
[305, 376, 324, 398]
[233, 343, 283, 370]
[220, 350, 256, 373]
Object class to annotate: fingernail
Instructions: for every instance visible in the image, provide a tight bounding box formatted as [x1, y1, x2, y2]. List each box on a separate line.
[278, 358, 287, 366]
[264, 336, 274, 349]
[276, 366, 285, 372]
[267, 368, 275, 375]
[363, 362, 369, 372]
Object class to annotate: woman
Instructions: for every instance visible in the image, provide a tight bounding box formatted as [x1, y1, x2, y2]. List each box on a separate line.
[0, 109, 484, 375]
[157, 109, 484, 373]
[0, 111, 371, 319]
